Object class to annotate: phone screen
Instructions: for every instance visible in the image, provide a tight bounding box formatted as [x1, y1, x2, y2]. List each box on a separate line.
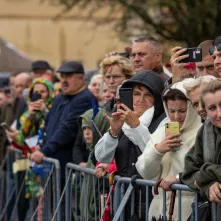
[119, 88, 133, 111]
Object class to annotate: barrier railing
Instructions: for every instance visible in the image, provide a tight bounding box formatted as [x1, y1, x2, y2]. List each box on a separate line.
[112, 177, 217, 221]
[0, 150, 61, 221]
[1, 154, 219, 221]
[64, 163, 119, 221]
[0, 148, 23, 221]
[28, 157, 61, 221]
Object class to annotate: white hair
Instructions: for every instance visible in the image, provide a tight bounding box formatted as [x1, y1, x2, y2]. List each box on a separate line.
[88, 74, 102, 90]
[183, 75, 216, 96]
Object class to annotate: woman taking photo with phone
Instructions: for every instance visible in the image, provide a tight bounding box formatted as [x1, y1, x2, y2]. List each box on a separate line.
[95, 70, 167, 219]
[6, 78, 54, 146]
[136, 80, 202, 220]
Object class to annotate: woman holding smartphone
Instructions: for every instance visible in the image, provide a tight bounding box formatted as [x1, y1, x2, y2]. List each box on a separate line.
[136, 80, 202, 220]
[95, 70, 168, 220]
[6, 78, 54, 146]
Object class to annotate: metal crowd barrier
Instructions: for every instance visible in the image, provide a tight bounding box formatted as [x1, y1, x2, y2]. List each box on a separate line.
[64, 163, 119, 221]
[112, 177, 217, 221]
[0, 149, 61, 221]
[0, 148, 23, 221]
[1, 153, 219, 221]
[27, 157, 61, 221]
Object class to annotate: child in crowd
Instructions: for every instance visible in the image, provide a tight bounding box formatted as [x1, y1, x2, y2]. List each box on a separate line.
[76, 107, 116, 221]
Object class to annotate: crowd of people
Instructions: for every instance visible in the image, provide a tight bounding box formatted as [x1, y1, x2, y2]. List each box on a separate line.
[1, 34, 221, 220]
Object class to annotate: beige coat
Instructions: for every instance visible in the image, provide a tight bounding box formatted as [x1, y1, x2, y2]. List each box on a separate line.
[136, 81, 202, 220]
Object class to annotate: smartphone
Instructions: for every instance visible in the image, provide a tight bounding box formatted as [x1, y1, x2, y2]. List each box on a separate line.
[180, 47, 202, 63]
[119, 88, 133, 111]
[165, 122, 180, 151]
[31, 92, 42, 102]
[0, 122, 12, 132]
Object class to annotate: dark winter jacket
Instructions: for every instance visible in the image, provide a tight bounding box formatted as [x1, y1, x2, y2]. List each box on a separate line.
[72, 132, 89, 165]
[153, 65, 170, 83]
[182, 119, 221, 220]
[40, 87, 94, 180]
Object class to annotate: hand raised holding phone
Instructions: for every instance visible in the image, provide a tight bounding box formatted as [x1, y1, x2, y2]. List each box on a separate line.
[171, 46, 189, 66]
[155, 134, 182, 154]
[118, 88, 140, 128]
[155, 122, 182, 153]
[28, 100, 46, 114]
[28, 93, 46, 114]
[104, 111, 124, 137]
[117, 103, 140, 128]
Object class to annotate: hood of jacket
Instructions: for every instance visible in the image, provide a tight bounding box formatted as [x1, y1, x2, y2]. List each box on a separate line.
[78, 108, 110, 150]
[163, 79, 202, 151]
[163, 79, 201, 132]
[121, 70, 165, 119]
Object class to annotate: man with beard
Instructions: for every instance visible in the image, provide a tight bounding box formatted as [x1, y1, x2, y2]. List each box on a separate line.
[31, 61, 94, 183]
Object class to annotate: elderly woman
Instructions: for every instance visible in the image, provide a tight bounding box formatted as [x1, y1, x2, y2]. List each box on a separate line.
[95, 70, 167, 219]
[184, 76, 216, 121]
[136, 80, 202, 220]
[182, 79, 221, 220]
[88, 74, 103, 105]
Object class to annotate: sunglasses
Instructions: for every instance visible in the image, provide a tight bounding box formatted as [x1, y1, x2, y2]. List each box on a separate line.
[209, 43, 221, 55]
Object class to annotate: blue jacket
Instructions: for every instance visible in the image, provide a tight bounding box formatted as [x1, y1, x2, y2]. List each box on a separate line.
[41, 87, 94, 176]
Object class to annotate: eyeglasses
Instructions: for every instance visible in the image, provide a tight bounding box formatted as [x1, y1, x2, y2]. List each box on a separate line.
[209, 43, 221, 55]
[104, 74, 125, 81]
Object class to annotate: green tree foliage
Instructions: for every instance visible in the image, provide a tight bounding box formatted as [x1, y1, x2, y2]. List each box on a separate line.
[44, 0, 221, 46]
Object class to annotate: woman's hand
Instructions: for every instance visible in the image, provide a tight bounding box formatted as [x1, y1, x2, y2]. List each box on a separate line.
[28, 99, 46, 115]
[6, 128, 19, 141]
[208, 182, 221, 204]
[95, 167, 106, 178]
[155, 134, 182, 153]
[104, 112, 124, 136]
[118, 103, 140, 128]
[95, 163, 110, 178]
[159, 175, 179, 191]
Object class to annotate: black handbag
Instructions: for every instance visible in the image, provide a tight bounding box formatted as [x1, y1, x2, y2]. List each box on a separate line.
[187, 199, 211, 221]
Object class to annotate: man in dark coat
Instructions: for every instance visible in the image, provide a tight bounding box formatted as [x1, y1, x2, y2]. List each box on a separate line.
[30, 61, 94, 181]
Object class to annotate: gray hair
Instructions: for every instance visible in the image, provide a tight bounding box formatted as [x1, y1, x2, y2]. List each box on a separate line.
[132, 36, 162, 52]
[184, 76, 216, 97]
